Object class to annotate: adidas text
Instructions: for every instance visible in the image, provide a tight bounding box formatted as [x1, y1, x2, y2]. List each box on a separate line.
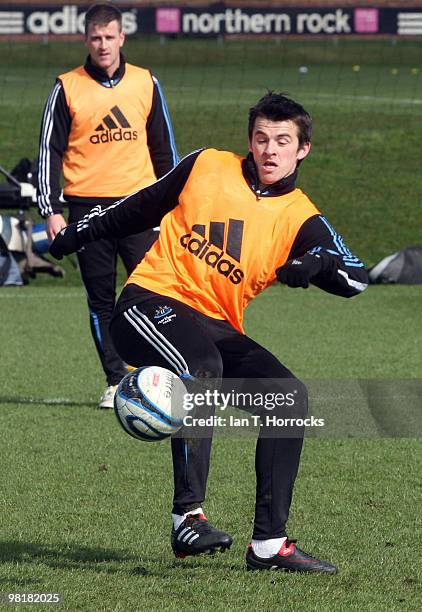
[180, 234, 244, 285]
[90, 129, 138, 145]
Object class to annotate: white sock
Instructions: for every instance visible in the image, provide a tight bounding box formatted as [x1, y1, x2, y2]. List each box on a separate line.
[251, 537, 287, 558]
[172, 507, 204, 530]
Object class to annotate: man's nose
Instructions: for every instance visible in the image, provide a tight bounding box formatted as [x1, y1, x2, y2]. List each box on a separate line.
[264, 141, 276, 155]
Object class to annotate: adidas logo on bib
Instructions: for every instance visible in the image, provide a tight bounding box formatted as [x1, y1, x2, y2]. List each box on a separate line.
[90, 105, 138, 144]
[180, 219, 244, 285]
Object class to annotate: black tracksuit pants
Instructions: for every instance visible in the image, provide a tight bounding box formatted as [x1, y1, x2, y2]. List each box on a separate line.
[110, 286, 307, 539]
[68, 204, 158, 386]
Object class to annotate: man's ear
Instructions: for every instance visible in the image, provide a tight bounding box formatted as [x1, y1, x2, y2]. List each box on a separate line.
[297, 142, 311, 162]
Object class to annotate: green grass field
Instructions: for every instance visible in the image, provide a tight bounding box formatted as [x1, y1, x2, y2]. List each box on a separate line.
[0, 285, 421, 610]
[0, 37, 421, 610]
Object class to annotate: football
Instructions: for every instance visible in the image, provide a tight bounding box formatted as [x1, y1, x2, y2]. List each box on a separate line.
[114, 366, 187, 441]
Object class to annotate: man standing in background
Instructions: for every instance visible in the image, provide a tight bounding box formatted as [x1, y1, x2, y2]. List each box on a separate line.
[37, 3, 178, 407]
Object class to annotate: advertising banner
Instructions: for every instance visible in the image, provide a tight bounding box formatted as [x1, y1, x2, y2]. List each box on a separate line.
[0, 5, 421, 37]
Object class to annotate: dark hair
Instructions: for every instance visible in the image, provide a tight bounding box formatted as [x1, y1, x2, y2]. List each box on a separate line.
[248, 92, 312, 147]
[85, 3, 122, 35]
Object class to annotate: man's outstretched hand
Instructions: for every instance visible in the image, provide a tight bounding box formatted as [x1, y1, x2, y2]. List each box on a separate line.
[49, 223, 80, 260]
[276, 253, 323, 288]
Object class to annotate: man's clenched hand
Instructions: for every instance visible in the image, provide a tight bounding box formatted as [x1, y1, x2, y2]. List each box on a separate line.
[276, 253, 323, 288]
[46, 213, 67, 241]
[49, 223, 80, 260]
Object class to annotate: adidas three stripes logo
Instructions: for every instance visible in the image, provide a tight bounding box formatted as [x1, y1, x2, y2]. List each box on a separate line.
[94, 105, 131, 131]
[177, 527, 200, 545]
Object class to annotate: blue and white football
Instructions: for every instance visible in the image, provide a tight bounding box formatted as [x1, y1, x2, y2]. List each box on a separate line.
[114, 366, 186, 442]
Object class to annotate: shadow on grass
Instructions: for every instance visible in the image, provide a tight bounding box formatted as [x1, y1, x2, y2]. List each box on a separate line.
[0, 396, 97, 408]
[0, 541, 244, 577]
[0, 541, 139, 574]
[166, 556, 243, 573]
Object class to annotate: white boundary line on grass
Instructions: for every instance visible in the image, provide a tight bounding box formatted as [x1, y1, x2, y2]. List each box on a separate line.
[168, 86, 422, 107]
[311, 92, 422, 106]
[27, 397, 77, 405]
[0, 291, 85, 299]
[5, 396, 92, 406]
